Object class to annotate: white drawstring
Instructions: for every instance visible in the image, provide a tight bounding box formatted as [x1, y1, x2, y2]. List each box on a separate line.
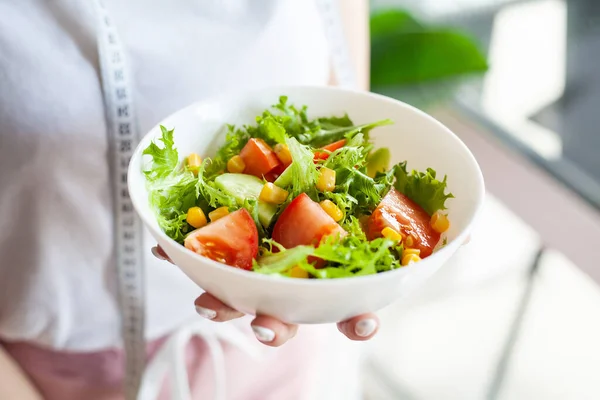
[138, 319, 262, 400]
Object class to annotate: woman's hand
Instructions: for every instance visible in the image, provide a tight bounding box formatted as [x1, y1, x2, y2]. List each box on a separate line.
[151, 246, 379, 347]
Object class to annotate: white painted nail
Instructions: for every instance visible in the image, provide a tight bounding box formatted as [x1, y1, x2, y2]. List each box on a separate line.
[151, 247, 166, 261]
[252, 326, 275, 343]
[355, 319, 377, 337]
[195, 305, 216, 320]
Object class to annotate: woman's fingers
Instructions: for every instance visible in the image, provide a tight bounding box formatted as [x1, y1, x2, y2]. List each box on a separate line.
[193, 292, 244, 322]
[250, 315, 298, 347]
[161, 247, 296, 346]
[155, 249, 244, 322]
[194, 293, 298, 346]
[151, 245, 174, 264]
[337, 313, 379, 341]
[160, 244, 377, 344]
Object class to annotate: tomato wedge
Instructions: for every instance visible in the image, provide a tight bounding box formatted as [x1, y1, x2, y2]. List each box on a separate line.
[314, 139, 346, 161]
[239, 138, 281, 178]
[366, 188, 440, 257]
[184, 208, 258, 270]
[272, 193, 346, 249]
[264, 163, 286, 183]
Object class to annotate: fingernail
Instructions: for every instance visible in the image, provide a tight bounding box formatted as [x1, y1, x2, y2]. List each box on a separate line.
[151, 246, 166, 261]
[355, 319, 377, 337]
[195, 305, 216, 320]
[252, 326, 275, 343]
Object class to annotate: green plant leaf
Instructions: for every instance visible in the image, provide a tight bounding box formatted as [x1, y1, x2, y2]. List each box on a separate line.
[371, 29, 488, 86]
[370, 9, 424, 40]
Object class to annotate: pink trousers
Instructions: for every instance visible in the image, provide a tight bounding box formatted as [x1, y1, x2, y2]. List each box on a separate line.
[2, 325, 330, 400]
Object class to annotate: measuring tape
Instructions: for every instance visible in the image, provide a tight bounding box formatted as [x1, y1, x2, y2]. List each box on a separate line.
[92, 1, 146, 399]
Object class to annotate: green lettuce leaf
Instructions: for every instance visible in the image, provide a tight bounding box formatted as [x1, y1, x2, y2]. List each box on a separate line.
[256, 114, 287, 145]
[323, 133, 370, 169]
[393, 161, 453, 215]
[317, 114, 354, 130]
[204, 125, 250, 178]
[271, 95, 393, 147]
[305, 235, 401, 278]
[196, 160, 237, 209]
[283, 137, 319, 199]
[335, 167, 382, 212]
[142, 126, 198, 242]
[322, 133, 393, 214]
[271, 96, 311, 141]
[253, 233, 402, 279]
[147, 174, 198, 242]
[143, 126, 179, 182]
[308, 119, 393, 148]
[253, 245, 316, 275]
[320, 191, 357, 223]
[340, 215, 368, 241]
[204, 109, 288, 178]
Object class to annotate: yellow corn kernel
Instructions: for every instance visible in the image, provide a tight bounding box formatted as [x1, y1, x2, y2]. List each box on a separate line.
[319, 200, 343, 222]
[208, 206, 229, 222]
[259, 182, 289, 204]
[227, 155, 246, 173]
[187, 153, 202, 174]
[186, 206, 207, 228]
[317, 167, 336, 192]
[405, 234, 415, 248]
[290, 266, 309, 279]
[430, 211, 450, 233]
[403, 248, 420, 257]
[381, 227, 403, 242]
[274, 143, 293, 165]
[401, 253, 421, 266]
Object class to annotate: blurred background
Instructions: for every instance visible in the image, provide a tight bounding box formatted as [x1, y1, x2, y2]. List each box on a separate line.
[361, 0, 600, 399]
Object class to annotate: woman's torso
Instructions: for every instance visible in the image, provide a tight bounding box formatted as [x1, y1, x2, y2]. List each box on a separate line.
[0, 0, 330, 350]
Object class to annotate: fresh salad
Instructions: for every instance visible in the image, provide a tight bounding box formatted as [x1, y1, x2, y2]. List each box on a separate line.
[143, 96, 453, 279]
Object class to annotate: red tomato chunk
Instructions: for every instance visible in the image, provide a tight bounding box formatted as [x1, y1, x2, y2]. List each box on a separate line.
[184, 208, 258, 270]
[314, 139, 346, 161]
[366, 188, 440, 257]
[239, 138, 281, 178]
[272, 193, 346, 249]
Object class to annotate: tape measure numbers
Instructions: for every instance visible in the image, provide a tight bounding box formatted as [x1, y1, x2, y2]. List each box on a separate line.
[93, 1, 146, 399]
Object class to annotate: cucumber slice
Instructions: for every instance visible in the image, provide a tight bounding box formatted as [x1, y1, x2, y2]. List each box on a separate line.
[257, 202, 277, 228]
[273, 166, 292, 188]
[214, 173, 276, 227]
[367, 148, 391, 178]
[214, 173, 263, 203]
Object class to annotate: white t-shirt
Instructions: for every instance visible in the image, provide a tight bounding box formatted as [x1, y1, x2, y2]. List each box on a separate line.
[0, 0, 331, 351]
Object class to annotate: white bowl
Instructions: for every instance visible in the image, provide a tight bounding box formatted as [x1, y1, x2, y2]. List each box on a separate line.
[129, 86, 485, 324]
